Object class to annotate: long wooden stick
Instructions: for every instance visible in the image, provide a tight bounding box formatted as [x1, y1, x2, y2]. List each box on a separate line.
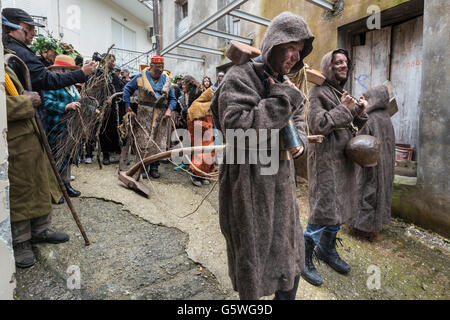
[5, 54, 90, 246]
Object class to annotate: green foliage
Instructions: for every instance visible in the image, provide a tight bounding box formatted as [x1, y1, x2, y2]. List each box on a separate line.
[30, 30, 80, 58]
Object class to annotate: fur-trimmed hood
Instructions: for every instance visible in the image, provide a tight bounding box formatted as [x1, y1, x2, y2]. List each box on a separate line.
[261, 11, 314, 74]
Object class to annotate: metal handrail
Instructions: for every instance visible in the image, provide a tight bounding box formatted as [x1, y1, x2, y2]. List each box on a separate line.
[111, 47, 155, 74]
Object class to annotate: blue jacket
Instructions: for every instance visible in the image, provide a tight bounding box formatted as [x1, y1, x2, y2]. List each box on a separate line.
[122, 71, 177, 111]
[43, 86, 80, 152]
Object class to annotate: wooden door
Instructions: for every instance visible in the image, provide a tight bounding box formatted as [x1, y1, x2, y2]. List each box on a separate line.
[351, 26, 392, 100]
[390, 16, 423, 150]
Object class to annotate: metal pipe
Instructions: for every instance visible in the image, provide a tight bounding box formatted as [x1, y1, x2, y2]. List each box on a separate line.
[228, 10, 271, 26]
[200, 28, 252, 44]
[152, 0, 161, 55]
[178, 43, 223, 55]
[164, 53, 205, 63]
[305, 0, 334, 11]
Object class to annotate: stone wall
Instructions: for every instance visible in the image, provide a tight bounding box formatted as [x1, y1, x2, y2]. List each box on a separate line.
[393, 0, 450, 238]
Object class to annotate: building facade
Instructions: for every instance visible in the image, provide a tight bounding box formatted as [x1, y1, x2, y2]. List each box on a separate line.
[2, 0, 154, 73]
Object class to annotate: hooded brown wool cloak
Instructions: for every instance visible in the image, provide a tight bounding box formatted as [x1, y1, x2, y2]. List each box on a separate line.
[210, 12, 314, 300]
[350, 85, 395, 232]
[307, 50, 369, 226]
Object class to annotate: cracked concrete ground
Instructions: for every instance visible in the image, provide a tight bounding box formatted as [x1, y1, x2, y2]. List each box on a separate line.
[14, 156, 450, 300]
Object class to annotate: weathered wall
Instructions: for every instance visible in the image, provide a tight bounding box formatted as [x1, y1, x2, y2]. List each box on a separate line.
[160, 0, 222, 81]
[0, 1, 16, 298]
[240, 0, 408, 69]
[392, 0, 450, 238]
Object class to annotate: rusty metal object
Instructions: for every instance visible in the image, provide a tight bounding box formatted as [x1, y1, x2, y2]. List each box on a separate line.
[5, 54, 90, 246]
[345, 135, 381, 167]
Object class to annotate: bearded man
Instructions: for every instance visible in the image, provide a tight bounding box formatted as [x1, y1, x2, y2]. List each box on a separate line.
[302, 49, 369, 287]
[211, 12, 314, 300]
[122, 56, 177, 178]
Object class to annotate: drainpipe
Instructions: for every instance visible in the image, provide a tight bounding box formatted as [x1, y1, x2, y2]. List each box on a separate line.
[152, 0, 161, 55]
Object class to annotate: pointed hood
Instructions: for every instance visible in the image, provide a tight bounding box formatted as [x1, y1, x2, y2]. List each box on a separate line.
[260, 11, 314, 74]
[320, 48, 352, 88]
[363, 85, 390, 114]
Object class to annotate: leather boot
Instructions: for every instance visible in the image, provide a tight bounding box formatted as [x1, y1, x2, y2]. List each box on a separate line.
[13, 240, 36, 268]
[315, 231, 351, 275]
[65, 183, 81, 197]
[300, 237, 323, 286]
[32, 229, 70, 244]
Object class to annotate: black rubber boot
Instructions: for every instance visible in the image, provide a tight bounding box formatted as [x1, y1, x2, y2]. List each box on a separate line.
[315, 231, 351, 275]
[300, 237, 323, 286]
[65, 183, 81, 197]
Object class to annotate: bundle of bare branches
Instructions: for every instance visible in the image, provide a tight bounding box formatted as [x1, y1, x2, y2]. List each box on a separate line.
[50, 95, 101, 170]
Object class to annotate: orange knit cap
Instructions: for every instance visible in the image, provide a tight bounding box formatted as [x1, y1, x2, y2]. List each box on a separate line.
[150, 56, 164, 64]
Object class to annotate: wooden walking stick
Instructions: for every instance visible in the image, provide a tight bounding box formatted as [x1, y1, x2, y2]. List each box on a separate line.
[5, 54, 90, 246]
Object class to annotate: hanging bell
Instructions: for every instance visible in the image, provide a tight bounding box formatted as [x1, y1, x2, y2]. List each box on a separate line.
[345, 135, 381, 167]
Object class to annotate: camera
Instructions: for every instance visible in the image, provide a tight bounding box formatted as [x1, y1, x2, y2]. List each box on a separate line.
[92, 52, 103, 62]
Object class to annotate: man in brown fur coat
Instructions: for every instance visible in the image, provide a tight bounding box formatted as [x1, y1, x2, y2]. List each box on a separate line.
[302, 49, 369, 287]
[211, 12, 314, 300]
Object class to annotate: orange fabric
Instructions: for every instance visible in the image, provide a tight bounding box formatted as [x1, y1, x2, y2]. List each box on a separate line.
[187, 114, 215, 178]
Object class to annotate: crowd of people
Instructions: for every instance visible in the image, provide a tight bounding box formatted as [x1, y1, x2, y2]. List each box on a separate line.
[3, 7, 396, 302]
[2, 7, 227, 269]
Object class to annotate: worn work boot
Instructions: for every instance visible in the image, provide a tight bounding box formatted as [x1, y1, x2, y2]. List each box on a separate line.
[315, 231, 351, 275]
[13, 240, 36, 268]
[32, 230, 70, 244]
[301, 237, 323, 286]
